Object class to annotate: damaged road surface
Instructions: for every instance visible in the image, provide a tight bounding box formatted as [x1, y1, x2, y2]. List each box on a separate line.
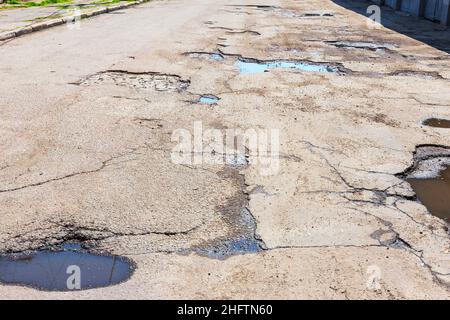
[0, 244, 134, 291]
[0, 0, 450, 299]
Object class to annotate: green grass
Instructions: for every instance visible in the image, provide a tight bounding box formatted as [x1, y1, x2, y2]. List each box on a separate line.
[4, 0, 72, 7]
[1, 0, 139, 10]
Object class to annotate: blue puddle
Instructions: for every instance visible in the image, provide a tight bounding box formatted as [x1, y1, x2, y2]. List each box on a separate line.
[235, 58, 339, 74]
[199, 95, 220, 105]
[210, 53, 225, 61]
[0, 243, 134, 291]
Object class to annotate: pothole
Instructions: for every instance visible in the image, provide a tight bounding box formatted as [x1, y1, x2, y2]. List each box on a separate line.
[280, 10, 334, 18]
[184, 52, 225, 61]
[422, 118, 450, 128]
[186, 163, 265, 259]
[389, 70, 444, 80]
[198, 94, 220, 105]
[184, 50, 348, 75]
[190, 207, 264, 259]
[77, 70, 190, 92]
[325, 40, 396, 51]
[192, 208, 264, 259]
[235, 57, 346, 74]
[228, 5, 334, 18]
[0, 243, 134, 291]
[398, 145, 450, 223]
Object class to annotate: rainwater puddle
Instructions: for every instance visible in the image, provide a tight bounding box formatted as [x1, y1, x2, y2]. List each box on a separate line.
[235, 58, 341, 74]
[0, 244, 134, 291]
[407, 166, 450, 223]
[401, 146, 450, 223]
[199, 95, 220, 104]
[422, 118, 450, 128]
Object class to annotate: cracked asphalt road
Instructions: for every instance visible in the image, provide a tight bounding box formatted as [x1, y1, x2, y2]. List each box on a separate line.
[0, 0, 449, 299]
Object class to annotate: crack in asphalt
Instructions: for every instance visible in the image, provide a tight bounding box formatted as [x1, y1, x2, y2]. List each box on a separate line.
[294, 140, 450, 286]
[3, 218, 202, 254]
[0, 146, 145, 195]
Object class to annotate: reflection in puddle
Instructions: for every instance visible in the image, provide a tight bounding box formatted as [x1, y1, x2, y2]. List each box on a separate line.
[235, 58, 340, 74]
[0, 244, 134, 291]
[199, 95, 220, 104]
[407, 166, 450, 223]
[423, 118, 450, 128]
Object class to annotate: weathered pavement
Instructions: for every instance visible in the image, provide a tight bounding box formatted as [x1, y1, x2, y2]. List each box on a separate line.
[0, 0, 146, 39]
[0, 0, 449, 299]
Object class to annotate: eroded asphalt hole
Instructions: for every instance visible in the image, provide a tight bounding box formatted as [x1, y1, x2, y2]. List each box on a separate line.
[389, 70, 444, 80]
[185, 52, 225, 61]
[77, 70, 190, 92]
[184, 50, 348, 75]
[325, 40, 396, 52]
[235, 57, 345, 74]
[189, 207, 265, 260]
[228, 5, 334, 18]
[198, 94, 220, 105]
[422, 118, 450, 128]
[183, 163, 266, 259]
[398, 146, 450, 223]
[281, 10, 334, 18]
[0, 243, 134, 291]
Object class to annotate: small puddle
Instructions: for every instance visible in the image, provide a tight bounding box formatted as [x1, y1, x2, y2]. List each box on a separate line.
[235, 58, 341, 74]
[400, 146, 450, 223]
[422, 118, 450, 128]
[0, 244, 134, 291]
[389, 70, 443, 80]
[407, 166, 450, 223]
[199, 94, 220, 105]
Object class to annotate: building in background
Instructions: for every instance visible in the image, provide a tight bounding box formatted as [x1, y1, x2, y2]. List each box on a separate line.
[372, 0, 450, 25]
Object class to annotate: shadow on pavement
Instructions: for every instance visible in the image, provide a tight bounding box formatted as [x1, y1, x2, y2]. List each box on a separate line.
[332, 0, 450, 54]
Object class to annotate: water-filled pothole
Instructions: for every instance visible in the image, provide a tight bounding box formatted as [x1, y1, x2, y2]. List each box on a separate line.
[422, 118, 450, 128]
[235, 58, 343, 74]
[399, 146, 450, 223]
[199, 94, 220, 105]
[407, 166, 450, 223]
[0, 243, 134, 291]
